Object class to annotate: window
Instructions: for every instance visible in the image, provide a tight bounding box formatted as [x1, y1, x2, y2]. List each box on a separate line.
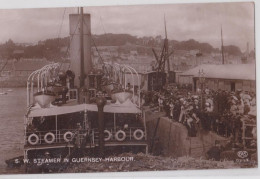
[230, 82, 235, 92]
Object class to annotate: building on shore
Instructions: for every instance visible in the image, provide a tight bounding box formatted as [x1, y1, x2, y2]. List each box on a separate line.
[0, 59, 72, 87]
[0, 59, 50, 77]
[178, 64, 255, 92]
[0, 59, 51, 87]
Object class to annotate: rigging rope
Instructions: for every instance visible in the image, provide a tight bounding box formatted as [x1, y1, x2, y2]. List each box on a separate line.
[91, 37, 104, 64]
[99, 16, 115, 58]
[57, 8, 67, 43]
[58, 18, 80, 72]
[56, 8, 67, 71]
[82, 18, 105, 65]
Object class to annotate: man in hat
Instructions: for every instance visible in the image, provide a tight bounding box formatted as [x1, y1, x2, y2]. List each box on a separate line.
[237, 98, 244, 115]
[243, 91, 251, 115]
[206, 140, 222, 161]
[205, 87, 210, 95]
[203, 102, 212, 130]
[230, 98, 238, 116]
[75, 123, 82, 148]
[158, 96, 164, 112]
[193, 98, 200, 123]
[179, 99, 186, 123]
[174, 99, 181, 120]
[250, 92, 256, 106]
[169, 101, 175, 120]
[236, 89, 243, 99]
[229, 97, 243, 147]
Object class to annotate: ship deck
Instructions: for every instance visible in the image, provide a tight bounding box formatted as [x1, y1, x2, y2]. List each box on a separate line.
[27, 100, 142, 117]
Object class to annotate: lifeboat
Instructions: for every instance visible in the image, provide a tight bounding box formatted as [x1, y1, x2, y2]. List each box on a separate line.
[33, 91, 55, 108]
[111, 90, 133, 104]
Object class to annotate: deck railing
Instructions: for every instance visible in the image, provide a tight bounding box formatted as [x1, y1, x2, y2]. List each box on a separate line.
[25, 127, 146, 146]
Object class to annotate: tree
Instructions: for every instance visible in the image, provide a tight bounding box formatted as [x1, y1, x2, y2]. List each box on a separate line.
[4, 39, 15, 58]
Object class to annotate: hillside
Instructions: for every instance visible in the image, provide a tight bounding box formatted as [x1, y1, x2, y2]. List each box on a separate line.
[0, 34, 243, 60]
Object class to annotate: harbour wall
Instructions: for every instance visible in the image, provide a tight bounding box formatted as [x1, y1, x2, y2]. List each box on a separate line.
[145, 110, 226, 158]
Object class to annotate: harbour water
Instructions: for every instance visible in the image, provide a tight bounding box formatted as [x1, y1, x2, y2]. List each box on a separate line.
[0, 88, 26, 174]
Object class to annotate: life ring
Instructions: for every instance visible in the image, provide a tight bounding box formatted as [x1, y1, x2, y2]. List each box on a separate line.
[28, 133, 39, 145]
[133, 129, 144, 140]
[64, 131, 73, 142]
[44, 132, 55, 144]
[104, 130, 112, 141]
[115, 130, 126, 141]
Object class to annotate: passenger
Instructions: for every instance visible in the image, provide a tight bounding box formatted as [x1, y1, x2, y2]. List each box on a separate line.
[169, 101, 174, 120]
[186, 113, 194, 135]
[158, 96, 164, 112]
[186, 103, 199, 137]
[202, 102, 212, 130]
[230, 98, 238, 116]
[205, 87, 210, 95]
[126, 83, 131, 90]
[145, 86, 253, 140]
[178, 99, 186, 123]
[205, 95, 214, 112]
[174, 99, 181, 120]
[206, 140, 222, 161]
[250, 92, 256, 106]
[237, 98, 244, 115]
[243, 91, 251, 115]
[192, 99, 200, 124]
[73, 123, 82, 148]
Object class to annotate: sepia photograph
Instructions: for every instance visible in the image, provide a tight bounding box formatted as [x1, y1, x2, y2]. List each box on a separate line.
[0, 0, 257, 175]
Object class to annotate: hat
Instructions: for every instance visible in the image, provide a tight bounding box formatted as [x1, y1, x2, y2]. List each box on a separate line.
[232, 96, 238, 101]
[192, 95, 199, 99]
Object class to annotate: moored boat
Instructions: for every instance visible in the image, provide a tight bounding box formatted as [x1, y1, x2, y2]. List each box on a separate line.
[23, 7, 148, 172]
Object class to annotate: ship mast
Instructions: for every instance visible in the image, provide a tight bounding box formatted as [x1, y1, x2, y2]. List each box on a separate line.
[221, 25, 225, 64]
[151, 15, 172, 88]
[164, 15, 170, 74]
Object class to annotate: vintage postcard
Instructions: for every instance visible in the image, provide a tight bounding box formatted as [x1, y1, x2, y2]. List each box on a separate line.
[0, 1, 257, 175]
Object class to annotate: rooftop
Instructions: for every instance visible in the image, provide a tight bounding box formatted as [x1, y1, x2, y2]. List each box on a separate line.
[1, 59, 51, 72]
[181, 63, 255, 81]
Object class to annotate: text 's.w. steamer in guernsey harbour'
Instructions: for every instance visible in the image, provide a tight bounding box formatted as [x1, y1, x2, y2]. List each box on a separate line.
[24, 8, 147, 168]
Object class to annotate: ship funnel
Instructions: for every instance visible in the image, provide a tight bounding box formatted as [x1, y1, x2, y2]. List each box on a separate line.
[69, 13, 92, 88]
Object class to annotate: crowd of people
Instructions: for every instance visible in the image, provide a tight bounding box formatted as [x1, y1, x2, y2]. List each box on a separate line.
[142, 86, 256, 139]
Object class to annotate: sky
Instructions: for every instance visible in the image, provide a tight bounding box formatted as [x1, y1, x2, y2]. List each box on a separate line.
[0, 2, 255, 52]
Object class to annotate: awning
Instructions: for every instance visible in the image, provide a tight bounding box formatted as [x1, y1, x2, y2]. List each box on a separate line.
[27, 103, 141, 117]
